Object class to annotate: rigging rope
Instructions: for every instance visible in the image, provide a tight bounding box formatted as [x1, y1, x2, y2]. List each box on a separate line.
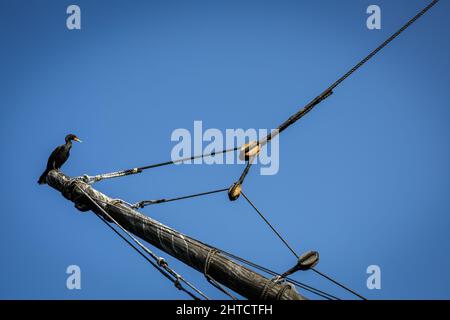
[132, 187, 228, 209]
[234, 156, 256, 189]
[241, 191, 299, 259]
[77, 185, 210, 300]
[241, 190, 367, 300]
[81, 147, 240, 184]
[311, 268, 367, 300]
[265, 0, 439, 144]
[236, 0, 440, 186]
[94, 210, 200, 300]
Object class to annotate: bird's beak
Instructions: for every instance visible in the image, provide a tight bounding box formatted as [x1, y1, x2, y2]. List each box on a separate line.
[74, 137, 82, 143]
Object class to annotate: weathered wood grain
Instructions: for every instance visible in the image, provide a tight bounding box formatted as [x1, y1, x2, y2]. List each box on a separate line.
[46, 170, 305, 300]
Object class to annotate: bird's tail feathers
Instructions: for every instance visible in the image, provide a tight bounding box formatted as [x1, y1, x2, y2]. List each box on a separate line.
[38, 170, 49, 185]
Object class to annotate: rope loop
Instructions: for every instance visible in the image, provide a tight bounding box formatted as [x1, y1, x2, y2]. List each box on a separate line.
[275, 282, 296, 300]
[204, 249, 219, 277]
[61, 178, 92, 212]
[259, 279, 278, 300]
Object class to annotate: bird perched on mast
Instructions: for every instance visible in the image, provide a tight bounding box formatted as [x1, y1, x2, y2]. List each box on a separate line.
[38, 134, 82, 185]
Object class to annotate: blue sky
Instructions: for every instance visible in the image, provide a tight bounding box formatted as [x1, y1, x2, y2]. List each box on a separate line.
[1, 0, 449, 299]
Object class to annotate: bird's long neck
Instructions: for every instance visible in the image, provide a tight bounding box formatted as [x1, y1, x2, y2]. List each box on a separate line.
[65, 140, 72, 149]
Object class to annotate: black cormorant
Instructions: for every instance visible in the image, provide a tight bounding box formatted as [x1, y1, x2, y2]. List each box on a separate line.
[38, 134, 82, 185]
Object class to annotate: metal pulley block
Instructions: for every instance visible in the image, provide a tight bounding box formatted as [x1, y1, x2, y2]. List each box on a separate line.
[297, 251, 319, 271]
[278, 251, 320, 279]
[228, 182, 242, 201]
[239, 141, 260, 161]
